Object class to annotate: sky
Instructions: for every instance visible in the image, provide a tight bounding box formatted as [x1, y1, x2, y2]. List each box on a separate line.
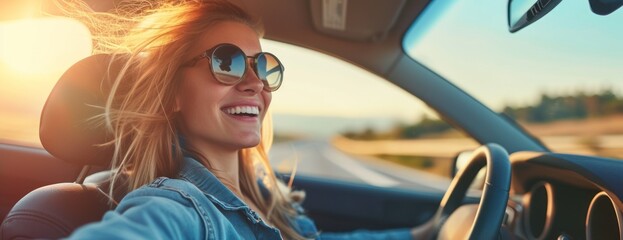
[260, 39, 425, 120]
[404, 0, 623, 109]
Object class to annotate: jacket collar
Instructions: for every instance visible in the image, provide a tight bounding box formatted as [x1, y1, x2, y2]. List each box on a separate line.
[178, 156, 248, 210]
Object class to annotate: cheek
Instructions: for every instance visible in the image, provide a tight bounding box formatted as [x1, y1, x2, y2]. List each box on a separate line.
[176, 70, 220, 109]
[175, 72, 212, 122]
[176, 76, 200, 111]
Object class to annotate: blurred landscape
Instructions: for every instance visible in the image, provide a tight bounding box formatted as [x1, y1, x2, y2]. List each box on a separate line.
[339, 90, 623, 141]
[275, 90, 623, 178]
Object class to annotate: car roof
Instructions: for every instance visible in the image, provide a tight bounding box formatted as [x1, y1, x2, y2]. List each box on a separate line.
[238, 0, 429, 78]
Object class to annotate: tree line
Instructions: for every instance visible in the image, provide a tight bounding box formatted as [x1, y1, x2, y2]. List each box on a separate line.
[503, 90, 623, 123]
[343, 89, 623, 140]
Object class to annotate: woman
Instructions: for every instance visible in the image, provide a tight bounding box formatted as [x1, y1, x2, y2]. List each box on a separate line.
[61, 0, 417, 239]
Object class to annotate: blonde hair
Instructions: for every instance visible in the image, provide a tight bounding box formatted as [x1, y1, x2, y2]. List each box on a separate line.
[54, 0, 305, 239]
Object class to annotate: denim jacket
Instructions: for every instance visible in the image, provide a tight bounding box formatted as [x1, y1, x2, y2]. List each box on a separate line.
[67, 157, 412, 239]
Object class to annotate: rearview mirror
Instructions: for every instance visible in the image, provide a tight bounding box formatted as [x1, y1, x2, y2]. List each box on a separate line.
[507, 0, 562, 33]
[508, 0, 623, 33]
[589, 0, 623, 15]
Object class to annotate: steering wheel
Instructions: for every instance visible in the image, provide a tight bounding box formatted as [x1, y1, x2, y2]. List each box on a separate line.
[430, 143, 511, 240]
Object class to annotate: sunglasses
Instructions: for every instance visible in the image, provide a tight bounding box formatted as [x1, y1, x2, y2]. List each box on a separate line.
[184, 43, 284, 92]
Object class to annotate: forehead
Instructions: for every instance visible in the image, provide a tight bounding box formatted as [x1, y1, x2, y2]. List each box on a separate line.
[192, 21, 261, 56]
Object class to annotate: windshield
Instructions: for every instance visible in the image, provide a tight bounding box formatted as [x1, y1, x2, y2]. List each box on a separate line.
[404, 0, 623, 158]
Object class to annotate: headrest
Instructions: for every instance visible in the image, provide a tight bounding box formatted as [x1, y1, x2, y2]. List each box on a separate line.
[40, 54, 122, 166]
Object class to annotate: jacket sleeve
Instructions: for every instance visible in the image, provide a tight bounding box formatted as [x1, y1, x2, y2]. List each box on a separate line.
[65, 193, 203, 240]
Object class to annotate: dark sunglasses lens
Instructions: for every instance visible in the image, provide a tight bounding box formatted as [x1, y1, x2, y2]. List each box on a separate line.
[211, 45, 246, 84]
[256, 53, 283, 91]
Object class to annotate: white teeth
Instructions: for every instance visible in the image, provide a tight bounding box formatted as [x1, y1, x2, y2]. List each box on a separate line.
[224, 106, 260, 116]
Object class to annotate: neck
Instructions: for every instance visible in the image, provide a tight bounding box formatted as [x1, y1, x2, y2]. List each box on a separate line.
[190, 142, 243, 195]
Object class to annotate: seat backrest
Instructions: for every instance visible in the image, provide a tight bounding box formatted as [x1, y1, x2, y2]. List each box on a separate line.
[0, 54, 125, 239]
[1, 183, 112, 239]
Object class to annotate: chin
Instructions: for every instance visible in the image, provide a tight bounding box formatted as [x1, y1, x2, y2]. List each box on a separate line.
[239, 142, 260, 149]
[236, 135, 262, 149]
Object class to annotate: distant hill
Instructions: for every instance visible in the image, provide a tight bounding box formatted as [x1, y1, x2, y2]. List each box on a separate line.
[503, 90, 623, 123]
[523, 114, 623, 136]
[341, 90, 623, 140]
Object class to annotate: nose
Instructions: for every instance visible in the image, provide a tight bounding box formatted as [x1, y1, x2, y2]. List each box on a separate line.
[235, 61, 264, 94]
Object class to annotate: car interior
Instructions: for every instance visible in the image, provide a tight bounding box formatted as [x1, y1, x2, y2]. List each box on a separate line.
[1, 0, 622, 239]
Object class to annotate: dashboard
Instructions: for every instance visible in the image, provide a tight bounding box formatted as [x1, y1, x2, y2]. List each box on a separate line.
[506, 152, 623, 239]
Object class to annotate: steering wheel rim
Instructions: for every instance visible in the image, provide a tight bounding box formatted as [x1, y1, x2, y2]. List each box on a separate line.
[432, 143, 511, 240]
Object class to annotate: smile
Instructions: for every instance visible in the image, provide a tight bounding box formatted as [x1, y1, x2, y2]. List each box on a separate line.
[222, 106, 260, 117]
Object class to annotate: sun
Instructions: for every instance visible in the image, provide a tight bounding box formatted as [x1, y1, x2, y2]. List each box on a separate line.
[0, 17, 92, 75]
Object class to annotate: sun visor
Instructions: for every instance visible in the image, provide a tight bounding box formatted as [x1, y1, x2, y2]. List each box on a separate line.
[310, 0, 406, 42]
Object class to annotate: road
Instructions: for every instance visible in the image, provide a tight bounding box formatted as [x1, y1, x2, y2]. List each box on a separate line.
[268, 135, 623, 198]
[269, 139, 451, 193]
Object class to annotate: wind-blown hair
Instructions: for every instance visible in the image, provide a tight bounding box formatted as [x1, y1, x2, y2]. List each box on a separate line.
[54, 0, 304, 239]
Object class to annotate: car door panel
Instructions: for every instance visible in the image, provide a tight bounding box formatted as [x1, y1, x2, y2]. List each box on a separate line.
[291, 175, 443, 232]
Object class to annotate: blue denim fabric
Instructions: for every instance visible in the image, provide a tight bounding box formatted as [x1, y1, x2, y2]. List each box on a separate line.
[66, 157, 412, 239]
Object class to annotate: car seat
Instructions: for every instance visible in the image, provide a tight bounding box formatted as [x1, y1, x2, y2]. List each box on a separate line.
[0, 54, 128, 239]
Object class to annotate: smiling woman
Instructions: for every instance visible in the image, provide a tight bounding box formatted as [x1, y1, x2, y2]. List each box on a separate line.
[0, 17, 91, 145]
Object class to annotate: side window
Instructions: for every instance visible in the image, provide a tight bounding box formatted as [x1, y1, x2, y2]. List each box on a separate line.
[262, 40, 478, 191]
[0, 18, 91, 146]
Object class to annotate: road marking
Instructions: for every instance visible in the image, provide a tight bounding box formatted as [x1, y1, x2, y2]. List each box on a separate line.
[322, 147, 400, 187]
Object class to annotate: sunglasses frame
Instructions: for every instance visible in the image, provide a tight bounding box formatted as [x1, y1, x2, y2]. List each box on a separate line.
[184, 43, 284, 92]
